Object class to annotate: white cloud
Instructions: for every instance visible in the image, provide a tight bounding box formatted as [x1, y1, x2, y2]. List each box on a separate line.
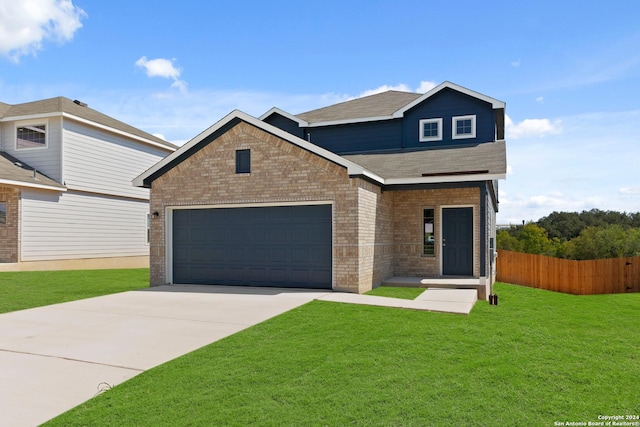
[511, 60, 521, 67]
[135, 56, 187, 92]
[505, 115, 562, 139]
[620, 187, 640, 195]
[358, 81, 437, 98]
[0, 0, 86, 62]
[536, 96, 544, 103]
[359, 83, 412, 97]
[416, 81, 437, 93]
[506, 165, 513, 175]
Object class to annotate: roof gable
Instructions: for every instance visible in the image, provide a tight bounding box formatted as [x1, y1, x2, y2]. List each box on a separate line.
[133, 110, 380, 188]
[288, 81, 505, 128]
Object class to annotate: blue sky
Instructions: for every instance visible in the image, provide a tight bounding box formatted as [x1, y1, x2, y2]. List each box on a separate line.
[1, 0, 639, 224]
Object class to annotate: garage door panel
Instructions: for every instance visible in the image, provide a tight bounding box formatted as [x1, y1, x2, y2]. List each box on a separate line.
[172, 205, 331, 288]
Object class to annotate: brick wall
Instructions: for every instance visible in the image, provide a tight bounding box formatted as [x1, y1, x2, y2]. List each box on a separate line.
[357, 180, 394, 291]
[149, 121, 363, 292]
[391, 187, 481, 277]
[0, 186, 20, 263]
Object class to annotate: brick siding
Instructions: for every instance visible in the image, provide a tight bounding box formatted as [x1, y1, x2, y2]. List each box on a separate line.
[0, 186, 20, 263]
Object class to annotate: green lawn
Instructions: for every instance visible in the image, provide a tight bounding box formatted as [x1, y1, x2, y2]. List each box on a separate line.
[365, 285, 425, 300]
[0, 269, 148, 313]
[47, 282, 640, 426]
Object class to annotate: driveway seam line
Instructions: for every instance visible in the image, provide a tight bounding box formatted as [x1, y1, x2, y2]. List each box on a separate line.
[0, 348, 144, 372]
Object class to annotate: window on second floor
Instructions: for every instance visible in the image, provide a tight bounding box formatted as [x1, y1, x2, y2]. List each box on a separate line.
[16, 122, 47, 149]
[419, 118, 443, 142]
[452, 115, 476, 139]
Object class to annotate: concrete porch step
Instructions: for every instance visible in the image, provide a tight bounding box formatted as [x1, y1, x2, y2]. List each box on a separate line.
[382, 276, 480, 288]
[381, 277, 487, 300]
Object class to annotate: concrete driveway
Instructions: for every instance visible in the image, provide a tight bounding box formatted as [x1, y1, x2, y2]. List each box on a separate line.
[0, 285, 329, 427]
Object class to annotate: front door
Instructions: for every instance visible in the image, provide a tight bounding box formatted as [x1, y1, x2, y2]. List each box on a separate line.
[442, 207, 473, 276]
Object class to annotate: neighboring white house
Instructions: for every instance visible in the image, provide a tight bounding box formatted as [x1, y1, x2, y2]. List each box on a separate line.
[0, 97, 176, 267]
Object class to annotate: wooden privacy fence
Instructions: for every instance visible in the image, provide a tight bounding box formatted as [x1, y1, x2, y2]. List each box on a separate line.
[496, 250, 640, 295]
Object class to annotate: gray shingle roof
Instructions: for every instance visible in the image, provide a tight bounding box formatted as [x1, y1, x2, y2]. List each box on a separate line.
[0, 151, 66, 190]
[343, 141, 506, 180]
[296, 91, 422, 124]
[1, 97, 176, 150]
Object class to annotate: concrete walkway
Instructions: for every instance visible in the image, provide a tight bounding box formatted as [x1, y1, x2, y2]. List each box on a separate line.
[0, 285, 477, 426]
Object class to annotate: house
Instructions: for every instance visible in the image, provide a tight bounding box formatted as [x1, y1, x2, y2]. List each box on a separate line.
[134, 82, 506, 298]
[0, 97, 176, 267]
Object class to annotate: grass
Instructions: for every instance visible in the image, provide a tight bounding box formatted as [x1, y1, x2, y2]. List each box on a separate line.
[0, 269, 149, 313]
[365, 285, 425, 299]
[46, 282, 640, 426]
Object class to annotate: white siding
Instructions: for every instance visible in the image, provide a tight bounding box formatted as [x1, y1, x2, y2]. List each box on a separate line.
[1, 118, 63, 182]
[62, 119, 169, 200]
[21, 189, 150, 261]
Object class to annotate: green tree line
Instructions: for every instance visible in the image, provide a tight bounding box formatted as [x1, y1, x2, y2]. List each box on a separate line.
[497, 209, 640, 260]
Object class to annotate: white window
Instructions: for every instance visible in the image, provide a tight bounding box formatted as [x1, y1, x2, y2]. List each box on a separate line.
[452, 115, 476, 139]
[16, 120, 48, 150]
[419, 118, 442, 142]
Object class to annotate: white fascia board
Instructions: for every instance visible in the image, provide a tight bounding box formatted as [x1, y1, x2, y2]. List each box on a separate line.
[0, 179, 67, 192]
[134, 110, 385, 187]
[258, 107, 309, 126]
[394, 81, 506, 117]
[384, 173, 506, 186]
[1, 112, 62, 122]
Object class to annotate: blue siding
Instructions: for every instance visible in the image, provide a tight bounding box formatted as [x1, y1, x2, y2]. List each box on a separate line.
[305, 119, 403, 154]
[263, 113, 305, 139]
[402, 88, 495, 149]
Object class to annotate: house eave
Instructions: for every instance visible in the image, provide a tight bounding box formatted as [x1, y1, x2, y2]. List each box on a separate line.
[384, 173, 506, 186]
[0, 178, 67, 192]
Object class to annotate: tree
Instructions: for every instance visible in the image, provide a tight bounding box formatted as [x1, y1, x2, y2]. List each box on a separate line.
[497, 229, 522, 252]
[518, 223, 554, 255]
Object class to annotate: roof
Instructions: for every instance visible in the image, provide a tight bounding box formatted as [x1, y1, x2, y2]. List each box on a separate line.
[0, 151, 66, 192]
[135, 110, 506, 189]
[0, 97, 177, 151]
[296, 91, 422, 124]
[292, 81, 505, 128]
[343, 141, 507, 185]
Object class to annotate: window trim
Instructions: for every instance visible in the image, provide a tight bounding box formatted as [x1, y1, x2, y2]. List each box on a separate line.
[452, 115, 476, 140]
[235, 149, 251, 174]
[15, 119, 49, 150]
[419, 118, 443, 142]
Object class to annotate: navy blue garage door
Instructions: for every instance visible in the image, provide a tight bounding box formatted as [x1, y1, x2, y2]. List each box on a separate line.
[172, 205, 332, 288]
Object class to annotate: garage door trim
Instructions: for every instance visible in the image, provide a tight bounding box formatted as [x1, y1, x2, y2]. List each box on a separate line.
[165, 201, 334, 287]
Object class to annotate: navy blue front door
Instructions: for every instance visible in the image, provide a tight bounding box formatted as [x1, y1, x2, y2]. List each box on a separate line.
[172, 205, 332, 288]
[442, 207, 473, 276]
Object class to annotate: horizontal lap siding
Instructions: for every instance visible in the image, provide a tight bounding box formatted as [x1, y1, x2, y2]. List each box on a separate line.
[21, 189, 149, 261]
[63, 120, 170, 200]
[403, 88, 495, 149]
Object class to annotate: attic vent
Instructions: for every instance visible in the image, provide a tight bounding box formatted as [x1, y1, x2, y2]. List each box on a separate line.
[73, 100, 88, 107]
